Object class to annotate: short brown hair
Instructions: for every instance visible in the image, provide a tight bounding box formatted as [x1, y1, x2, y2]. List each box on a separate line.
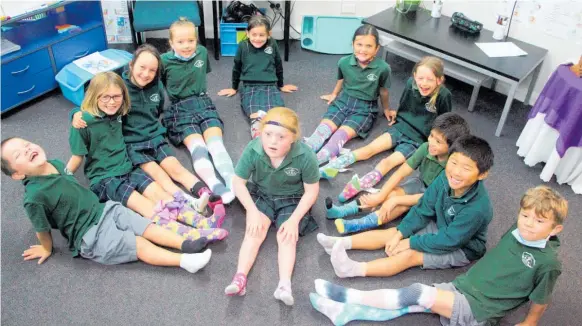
[520, 185, 568, 225]
[0, 137, 17, 176]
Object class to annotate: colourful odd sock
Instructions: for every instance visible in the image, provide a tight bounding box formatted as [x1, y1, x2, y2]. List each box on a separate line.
[196, 203, 227, 229]
[225, 272, 248, 296]
[325, 151, 356, 171]
[316, 233, 352, 255]
[187, 139, 225, 196]
[330, 241, 366, 278]
[310, 293, 426, 326]
[326, 197, 360, 219]
[338, 174, 361, 203]
[316, 129, 351, 165]
[320, 166, 340, 180]
[360, 169, 383, 189]
[206, 136, 236, 191]
[336, 212, 381, 234]
[305, 121, 335, 152]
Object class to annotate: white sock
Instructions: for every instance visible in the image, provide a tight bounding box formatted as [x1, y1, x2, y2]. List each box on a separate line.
[317, 233, 352, 255]
[274, 279, 294, 306]
[180, 249, 212, 273]
[330, 241, 365, 278]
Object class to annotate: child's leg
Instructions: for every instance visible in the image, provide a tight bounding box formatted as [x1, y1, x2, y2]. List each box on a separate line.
[135, 236, 211, 273]
[141, 180, 174, 203]
[316, 126, 357, 165]
[158, 156, 203, 194]
[316, 228, 397, 254]
[203, 127, 236, 193]
[335, 205, 410, 235]
[141, 161, 185, 196]
[274, 229, 297, 306]
[304, 119, 338, 152]
[325, 197, 362, 219]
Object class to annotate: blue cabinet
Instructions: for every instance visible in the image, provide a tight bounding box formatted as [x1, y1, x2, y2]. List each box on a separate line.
[1, 1, 108, 113]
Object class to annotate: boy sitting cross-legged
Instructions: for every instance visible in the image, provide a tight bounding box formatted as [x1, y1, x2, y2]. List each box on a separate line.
[318, 135, 494, 278]
[311, 185, 568, 326]
[326, 112, 470, 235]
[1, 137, 211, 273]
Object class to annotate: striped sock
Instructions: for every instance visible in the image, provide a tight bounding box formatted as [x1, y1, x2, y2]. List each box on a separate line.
[206, 136, 235, 191]
[186, 139, 229, 199]
[305, 121, 335, 152]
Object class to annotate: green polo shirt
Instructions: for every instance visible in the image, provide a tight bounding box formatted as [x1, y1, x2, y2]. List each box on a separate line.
[405, 142, 447, 187]
[394, 77, 452, 143]
[235, 138, 319, 196]
[232, 38, 284, 89]
[397, 171, 493, 260]
[337, 54, 391, 101]
[69, 111, 133, 186]
[23, 159, 104, 256]
[161, 45, 211, 102]
[122, 71, 166, 143]
[453, 224, 561, 324]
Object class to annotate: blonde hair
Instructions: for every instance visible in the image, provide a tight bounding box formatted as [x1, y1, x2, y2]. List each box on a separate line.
[169, 17, 197, 41]
[413, 56, 445, 109]
[260, 107, 301, 140]
[81, 72, 130, 116]
[520, 185, 568, 225]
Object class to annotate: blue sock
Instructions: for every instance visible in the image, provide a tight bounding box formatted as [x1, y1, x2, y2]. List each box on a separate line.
[326, 197, 360, 219]
[336, 212, 381, 234]
[310, 293, 427, 326]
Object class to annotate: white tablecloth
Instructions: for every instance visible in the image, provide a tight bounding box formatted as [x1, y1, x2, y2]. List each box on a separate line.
[516, 113, 582, 194]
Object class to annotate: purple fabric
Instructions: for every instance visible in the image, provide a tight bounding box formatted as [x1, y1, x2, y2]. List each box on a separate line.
[528, 64, 582, 157]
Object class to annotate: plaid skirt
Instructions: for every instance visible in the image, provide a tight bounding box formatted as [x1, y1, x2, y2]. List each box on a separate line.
[240, 83, 285, 117]
[90, 167, 154, 206]
[126, 135, 175, 166]
[162, 94, 224, 145]
[322, 91, 378, 138]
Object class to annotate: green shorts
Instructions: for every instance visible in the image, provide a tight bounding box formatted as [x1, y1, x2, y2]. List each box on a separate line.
[240, 83, 285, 117]
[162, 94, 224, 145]
[126, 135, 174, 166]
[322, 91, 378, 138]
[90, 167, 153, 206]
[247, 182, 318, 236]
[384, 126, 421, 159]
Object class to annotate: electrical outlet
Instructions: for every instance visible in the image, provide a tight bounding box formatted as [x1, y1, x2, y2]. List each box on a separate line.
[341, 3, 356, 14]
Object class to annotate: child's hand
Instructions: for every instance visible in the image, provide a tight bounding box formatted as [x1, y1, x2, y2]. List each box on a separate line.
[359, 192, 386, 209]
[389, 238, 410, 256]
[377, 199, 397, 224]
[245, 208, 267, 238]
[320, 93, 337, 104]
[72, 112, 87, 129]
[280, 84, 298, 93]
[278, 219, 299, 244]
[218, 88, 237, 97]
[384, 230, 403, 256]
[384, 109, 397, 126]
[22, 245, 52, 264]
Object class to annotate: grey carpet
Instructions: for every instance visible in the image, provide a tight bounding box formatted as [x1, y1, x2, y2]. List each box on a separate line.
[2, 41, 580, 326]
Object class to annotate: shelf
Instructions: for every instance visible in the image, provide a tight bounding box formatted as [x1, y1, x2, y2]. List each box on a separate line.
[0, 1, 74, 26]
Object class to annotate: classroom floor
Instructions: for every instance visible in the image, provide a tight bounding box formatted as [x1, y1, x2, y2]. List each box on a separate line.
[1, 41, 581, 326]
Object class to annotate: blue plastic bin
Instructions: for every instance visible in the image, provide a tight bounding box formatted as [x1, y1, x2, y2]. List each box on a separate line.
[55, 49, 133, 106]
[220, 21, 248, 56]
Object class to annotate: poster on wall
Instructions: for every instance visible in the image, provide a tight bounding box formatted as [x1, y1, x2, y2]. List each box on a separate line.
[101, 0, 133, 44]
[514, 0, 582, 43]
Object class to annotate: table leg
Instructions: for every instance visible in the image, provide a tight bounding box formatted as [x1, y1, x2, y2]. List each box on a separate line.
[212, 0, 219, 60]
[524, 62, 543, 105]
[495, 83, 518, 137]
[284, 0, 290, 61]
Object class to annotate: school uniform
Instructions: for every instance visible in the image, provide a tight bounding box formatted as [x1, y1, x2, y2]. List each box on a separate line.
[161, 45, 223, 145]
[387, 77, 452, 159]
[233, 38, 286, 117]
[69, 111, 154, 205]
[400, 142, 448, 195]
[235, 138, 320, 235]
[322, 54, 391, 138]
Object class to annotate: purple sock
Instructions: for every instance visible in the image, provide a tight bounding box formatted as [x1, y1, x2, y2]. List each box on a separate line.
[360, 169, 383, 189]
[317, 129, 351, 165]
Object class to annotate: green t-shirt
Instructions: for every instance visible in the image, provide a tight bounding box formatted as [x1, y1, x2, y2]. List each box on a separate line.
[337, 54, 392, 101]
[453, 224, 561, 324]
[22, 160, 104, 256]
[393, 77, 452, 143]
[234, 138, 319, 196]
[232, 38, 284, 89]
[121, 71, 166, 143]
[69, 111, 133, 186]
[161, 45, 212, 102]
[405, 142, 447, 187]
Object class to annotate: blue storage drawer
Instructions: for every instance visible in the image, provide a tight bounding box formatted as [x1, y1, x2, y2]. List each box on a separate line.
[220, 22, 248, 56]
[1, 49, 52, 85]
[1, 68, 57, 112]
[51, 27, 107, 72]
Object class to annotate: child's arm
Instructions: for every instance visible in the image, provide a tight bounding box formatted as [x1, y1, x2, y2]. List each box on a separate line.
[232, 175, 267, 237]
[65, 155, 84, 175]
[22, 231, 53, 264]
[218, 45, 243, 97]
[517, 303, 548, 326]
[273, 42, 297, 93]
[278, 182, 319, 243]
[321, 79, 344, 104]
[378, 193, 423, 223]
[360, 160, 414, 208]
[380, 87, 396, 125]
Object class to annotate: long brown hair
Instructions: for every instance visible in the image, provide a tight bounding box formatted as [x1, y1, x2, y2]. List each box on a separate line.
[413, 56, 445, 108]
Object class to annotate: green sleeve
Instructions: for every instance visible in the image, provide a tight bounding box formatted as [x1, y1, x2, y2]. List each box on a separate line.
[68, 107, 81, 122]
[397, 78, 413, 111]
[160, 56, 169, 87]
[69, 125, 89, 156]
[397, 171, 442, 237]
[380, 64, 392, 89]
[273, 41, 284, 88]
[157, 81, 166, 115]
[529, 269, 561, 304]
[234, 142, 255, 180]
[206, 50, 212, 74]
[24, 202, 52, 233]
[406, 142, 428, 170]
[436, 88, 452, 115]
[232, 43, 243, 89]
[337, 66, 343, 80]
[301, 150, 320, 184]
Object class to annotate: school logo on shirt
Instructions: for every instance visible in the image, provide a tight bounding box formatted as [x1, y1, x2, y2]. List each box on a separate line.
[284, 167, 299, 176]
[447, 206, 456, 216]
[150, 94, 160, 102]
[264, 46, 273, 54]
[194, 60, 204, 68]
[117, 115, 122, 123]
[366, 74, 378, 81]
[522, 252, 535, 268]
[425, 102, 437, 113]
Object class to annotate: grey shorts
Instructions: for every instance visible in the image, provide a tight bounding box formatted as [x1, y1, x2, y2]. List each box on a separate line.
[79, 201, 152, 265]
[433, 283, 485, 326]
[399, 173, 426, 195]
[416, 221, 470, 269]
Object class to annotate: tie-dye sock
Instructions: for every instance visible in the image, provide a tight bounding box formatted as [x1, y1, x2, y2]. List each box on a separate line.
[338, 170, 383, 203]
[330, 241, 366, 278]
[316, 233, 352, 255]
[314, 279, 437, 310]
[206, 136, 236, 192]
[326, 151, 357, 170]
[335, 212, 381, 235]
[304, 121, 335, 152]
[317, 129, 352, 165]
[310, 293, 427, 326]
[325, 197, 360, 219]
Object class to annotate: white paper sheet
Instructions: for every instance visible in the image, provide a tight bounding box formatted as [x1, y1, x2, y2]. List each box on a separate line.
[475, 42, 528, 57]
[74, 52, 120, 75]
